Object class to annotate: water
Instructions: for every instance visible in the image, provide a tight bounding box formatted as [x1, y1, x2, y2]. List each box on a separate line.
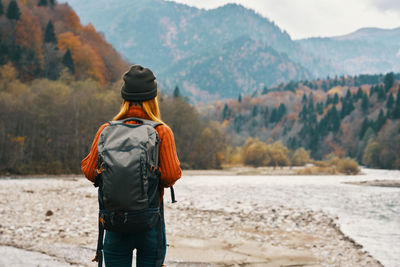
[174, 168, 400, 267]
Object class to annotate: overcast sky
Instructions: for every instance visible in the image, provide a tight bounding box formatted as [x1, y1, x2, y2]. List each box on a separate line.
[170, 0, 400, 39]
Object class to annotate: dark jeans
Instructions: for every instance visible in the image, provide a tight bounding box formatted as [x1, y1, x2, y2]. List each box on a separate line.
[103, 219, 166, 267]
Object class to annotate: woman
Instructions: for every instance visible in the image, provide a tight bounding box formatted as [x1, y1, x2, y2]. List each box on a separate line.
[81, 65, 182, 266]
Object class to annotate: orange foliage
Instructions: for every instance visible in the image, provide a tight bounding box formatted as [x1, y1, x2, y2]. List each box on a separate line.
[15, 10, 44, 78]
[58, 32, 107, 84]
[16, 11, 42, 52]
[63, 10, 82, 32]
[288, 113, 297, 120]
[80, 23, 127, 81]
[328, 142, 346, 157]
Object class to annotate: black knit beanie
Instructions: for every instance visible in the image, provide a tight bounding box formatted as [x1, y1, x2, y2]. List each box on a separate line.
[121, 65, 157, 101]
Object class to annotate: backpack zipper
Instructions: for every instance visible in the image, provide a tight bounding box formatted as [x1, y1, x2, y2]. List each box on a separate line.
[140, 158, 145, 196]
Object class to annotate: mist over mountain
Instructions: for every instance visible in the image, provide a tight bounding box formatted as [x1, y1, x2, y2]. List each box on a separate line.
[62, 0, 399, 101]
[297, 27, 400, 76]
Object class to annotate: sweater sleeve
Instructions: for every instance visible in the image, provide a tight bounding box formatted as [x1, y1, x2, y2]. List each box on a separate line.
[81, 123, 109, 182]
[156, 125, 182, 188]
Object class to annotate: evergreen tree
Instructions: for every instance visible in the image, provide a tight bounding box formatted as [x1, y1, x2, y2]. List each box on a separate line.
[384, 72, 394, 92]
[377, 87, 386, 102]
[386, 93, 394, 111]
[361, 93, 369, 114]
[0, 0, 4, 16]
[316, 102, 324, 115]
[325, 94, 332, 106]
[340, 98, 354, 119]
[252, 105, 258, 117]
[263, 107, 269, 127]
[6, 0, 20, 20]
[277, 103, 286, 120]
[393, 89, 400, 119]
[44, 20, 57, 43]
[62, 48, 74, 74]
[374, 109, 386, 132]
[49, 0, 55, 6]
[359, 118, 371, 139]
[262, 86, 268, 94]
[320, 106, 340, 134]
[299, 104, 308, 122]
[302, 94, 307, 103]
[356, 87, 363, 100]
[222, 104, 229, 120]
[238, 94, 242, 103]
[330, 106, 340, 132]
[333, 93, 339, 105]
[38, 0, 48, 6]
[309, 92, 314, 103]
[307, 99, 314, 113]
[173, 86, 181, 98]
[270, 108, 277, 123]
[321, 81, 328, 91]
[345, 89, 351, 100]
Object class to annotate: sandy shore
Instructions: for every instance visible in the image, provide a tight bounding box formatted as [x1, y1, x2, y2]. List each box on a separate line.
[0, 176, 382, 266]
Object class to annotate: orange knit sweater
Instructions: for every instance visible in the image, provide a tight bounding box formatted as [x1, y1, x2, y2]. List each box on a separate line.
[81, 105, 182, 203]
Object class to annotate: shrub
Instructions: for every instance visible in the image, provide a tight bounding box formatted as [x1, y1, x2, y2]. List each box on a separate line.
[243, 139, 268, 167]
[337, 157, 360, 175]
[291, 147, 311, 166]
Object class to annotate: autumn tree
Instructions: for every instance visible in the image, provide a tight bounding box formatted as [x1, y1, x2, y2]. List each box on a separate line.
[6, 0, 20, 20]
[266, 141, 290, 167]
[44, 20, 57, 43]
[291, 147, 311, 166]
[242, 138, 268, 167]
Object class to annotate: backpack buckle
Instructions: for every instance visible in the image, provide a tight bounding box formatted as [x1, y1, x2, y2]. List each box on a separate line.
[149, 165, 156, 173]
[96, 162, 105, 174]
[99, 214, 105, 227]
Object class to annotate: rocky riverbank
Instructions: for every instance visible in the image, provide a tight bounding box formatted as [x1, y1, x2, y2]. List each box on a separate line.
[0, 176, 382, 266]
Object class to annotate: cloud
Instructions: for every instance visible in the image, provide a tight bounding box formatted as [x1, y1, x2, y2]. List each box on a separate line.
[368, 0, 400, 12]
[171, 0, 400, 39]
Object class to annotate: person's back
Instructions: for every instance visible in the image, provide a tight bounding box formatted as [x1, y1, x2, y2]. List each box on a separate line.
[81, 65, 182, 266]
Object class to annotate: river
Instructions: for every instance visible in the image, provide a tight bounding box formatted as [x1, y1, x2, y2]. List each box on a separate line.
[174, 168, 400, 267]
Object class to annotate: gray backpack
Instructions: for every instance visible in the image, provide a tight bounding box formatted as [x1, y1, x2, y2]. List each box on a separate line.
[92, 117, 176, 267]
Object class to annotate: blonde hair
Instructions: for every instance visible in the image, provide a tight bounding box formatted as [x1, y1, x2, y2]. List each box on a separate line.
[112, 97, 165, 125]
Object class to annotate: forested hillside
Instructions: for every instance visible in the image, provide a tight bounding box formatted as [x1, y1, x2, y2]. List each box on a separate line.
[0, 0, 227, 174]
[211, 73, 400, 169]
[0, 0, 127, 83]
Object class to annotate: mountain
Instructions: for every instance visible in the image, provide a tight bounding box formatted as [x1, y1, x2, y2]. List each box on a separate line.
[159, 36, 311, 100]
[297, 27, 400, 76]
[60, 0, 329, 100]
[0, 0, 127, 83]
[60, 0, 399, 101]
